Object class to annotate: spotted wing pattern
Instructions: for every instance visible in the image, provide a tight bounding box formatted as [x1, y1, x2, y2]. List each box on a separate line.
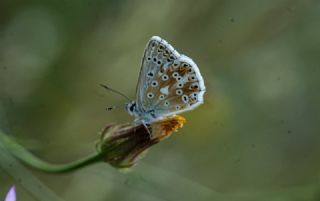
[135, 36, 205, 121]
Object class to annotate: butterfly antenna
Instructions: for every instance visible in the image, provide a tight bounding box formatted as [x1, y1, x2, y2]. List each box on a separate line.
[100, 84, 131, 102]
[106, 105, 122, 111]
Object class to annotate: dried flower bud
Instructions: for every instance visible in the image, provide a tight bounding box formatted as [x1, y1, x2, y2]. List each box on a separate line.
[96, 115, 186, 168]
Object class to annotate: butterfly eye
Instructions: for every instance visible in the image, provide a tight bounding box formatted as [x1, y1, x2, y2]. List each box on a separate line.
[151, 80, 158, 87]
[129, 103, 136, 112]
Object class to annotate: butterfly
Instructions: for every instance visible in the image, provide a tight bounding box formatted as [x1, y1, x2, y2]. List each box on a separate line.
[125, 36, 205, 124]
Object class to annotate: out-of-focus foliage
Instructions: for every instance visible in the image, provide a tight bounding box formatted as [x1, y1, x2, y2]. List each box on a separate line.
[1, 0, 320, 200]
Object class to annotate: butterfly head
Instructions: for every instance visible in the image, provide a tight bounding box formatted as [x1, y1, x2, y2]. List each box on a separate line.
[126, 101, 157, 123]
[126, 101, 137, 117]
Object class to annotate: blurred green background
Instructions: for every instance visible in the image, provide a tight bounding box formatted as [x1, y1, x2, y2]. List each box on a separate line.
[1, 0, 320, 200]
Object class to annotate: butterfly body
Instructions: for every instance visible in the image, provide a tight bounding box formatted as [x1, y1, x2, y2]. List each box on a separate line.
[126, 36, 205, 124]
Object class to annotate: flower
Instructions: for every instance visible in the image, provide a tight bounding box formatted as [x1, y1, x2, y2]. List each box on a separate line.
[4, 185, 16, 201]
[96, 115, 186, 168]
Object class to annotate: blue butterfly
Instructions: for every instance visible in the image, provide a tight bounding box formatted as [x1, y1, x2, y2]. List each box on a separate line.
[125, 36, 206, 124]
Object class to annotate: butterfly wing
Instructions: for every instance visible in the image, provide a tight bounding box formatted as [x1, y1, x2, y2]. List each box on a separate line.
[152, 55, 206, 117]
[135, 36, 179, 112]
[135, 36, 205, 121]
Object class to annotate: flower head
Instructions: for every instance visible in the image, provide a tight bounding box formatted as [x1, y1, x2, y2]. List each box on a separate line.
[96, 115, 186, 168]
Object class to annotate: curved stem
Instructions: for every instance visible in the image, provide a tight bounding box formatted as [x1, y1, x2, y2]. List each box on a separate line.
[0, 130, 103, 173]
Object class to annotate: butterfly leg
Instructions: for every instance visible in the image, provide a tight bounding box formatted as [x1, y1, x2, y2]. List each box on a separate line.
[141, 120, 152, 139]
[133, 119, 152, 139]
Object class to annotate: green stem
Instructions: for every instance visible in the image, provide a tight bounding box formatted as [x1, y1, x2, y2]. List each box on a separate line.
[0, 130, 104, 173]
